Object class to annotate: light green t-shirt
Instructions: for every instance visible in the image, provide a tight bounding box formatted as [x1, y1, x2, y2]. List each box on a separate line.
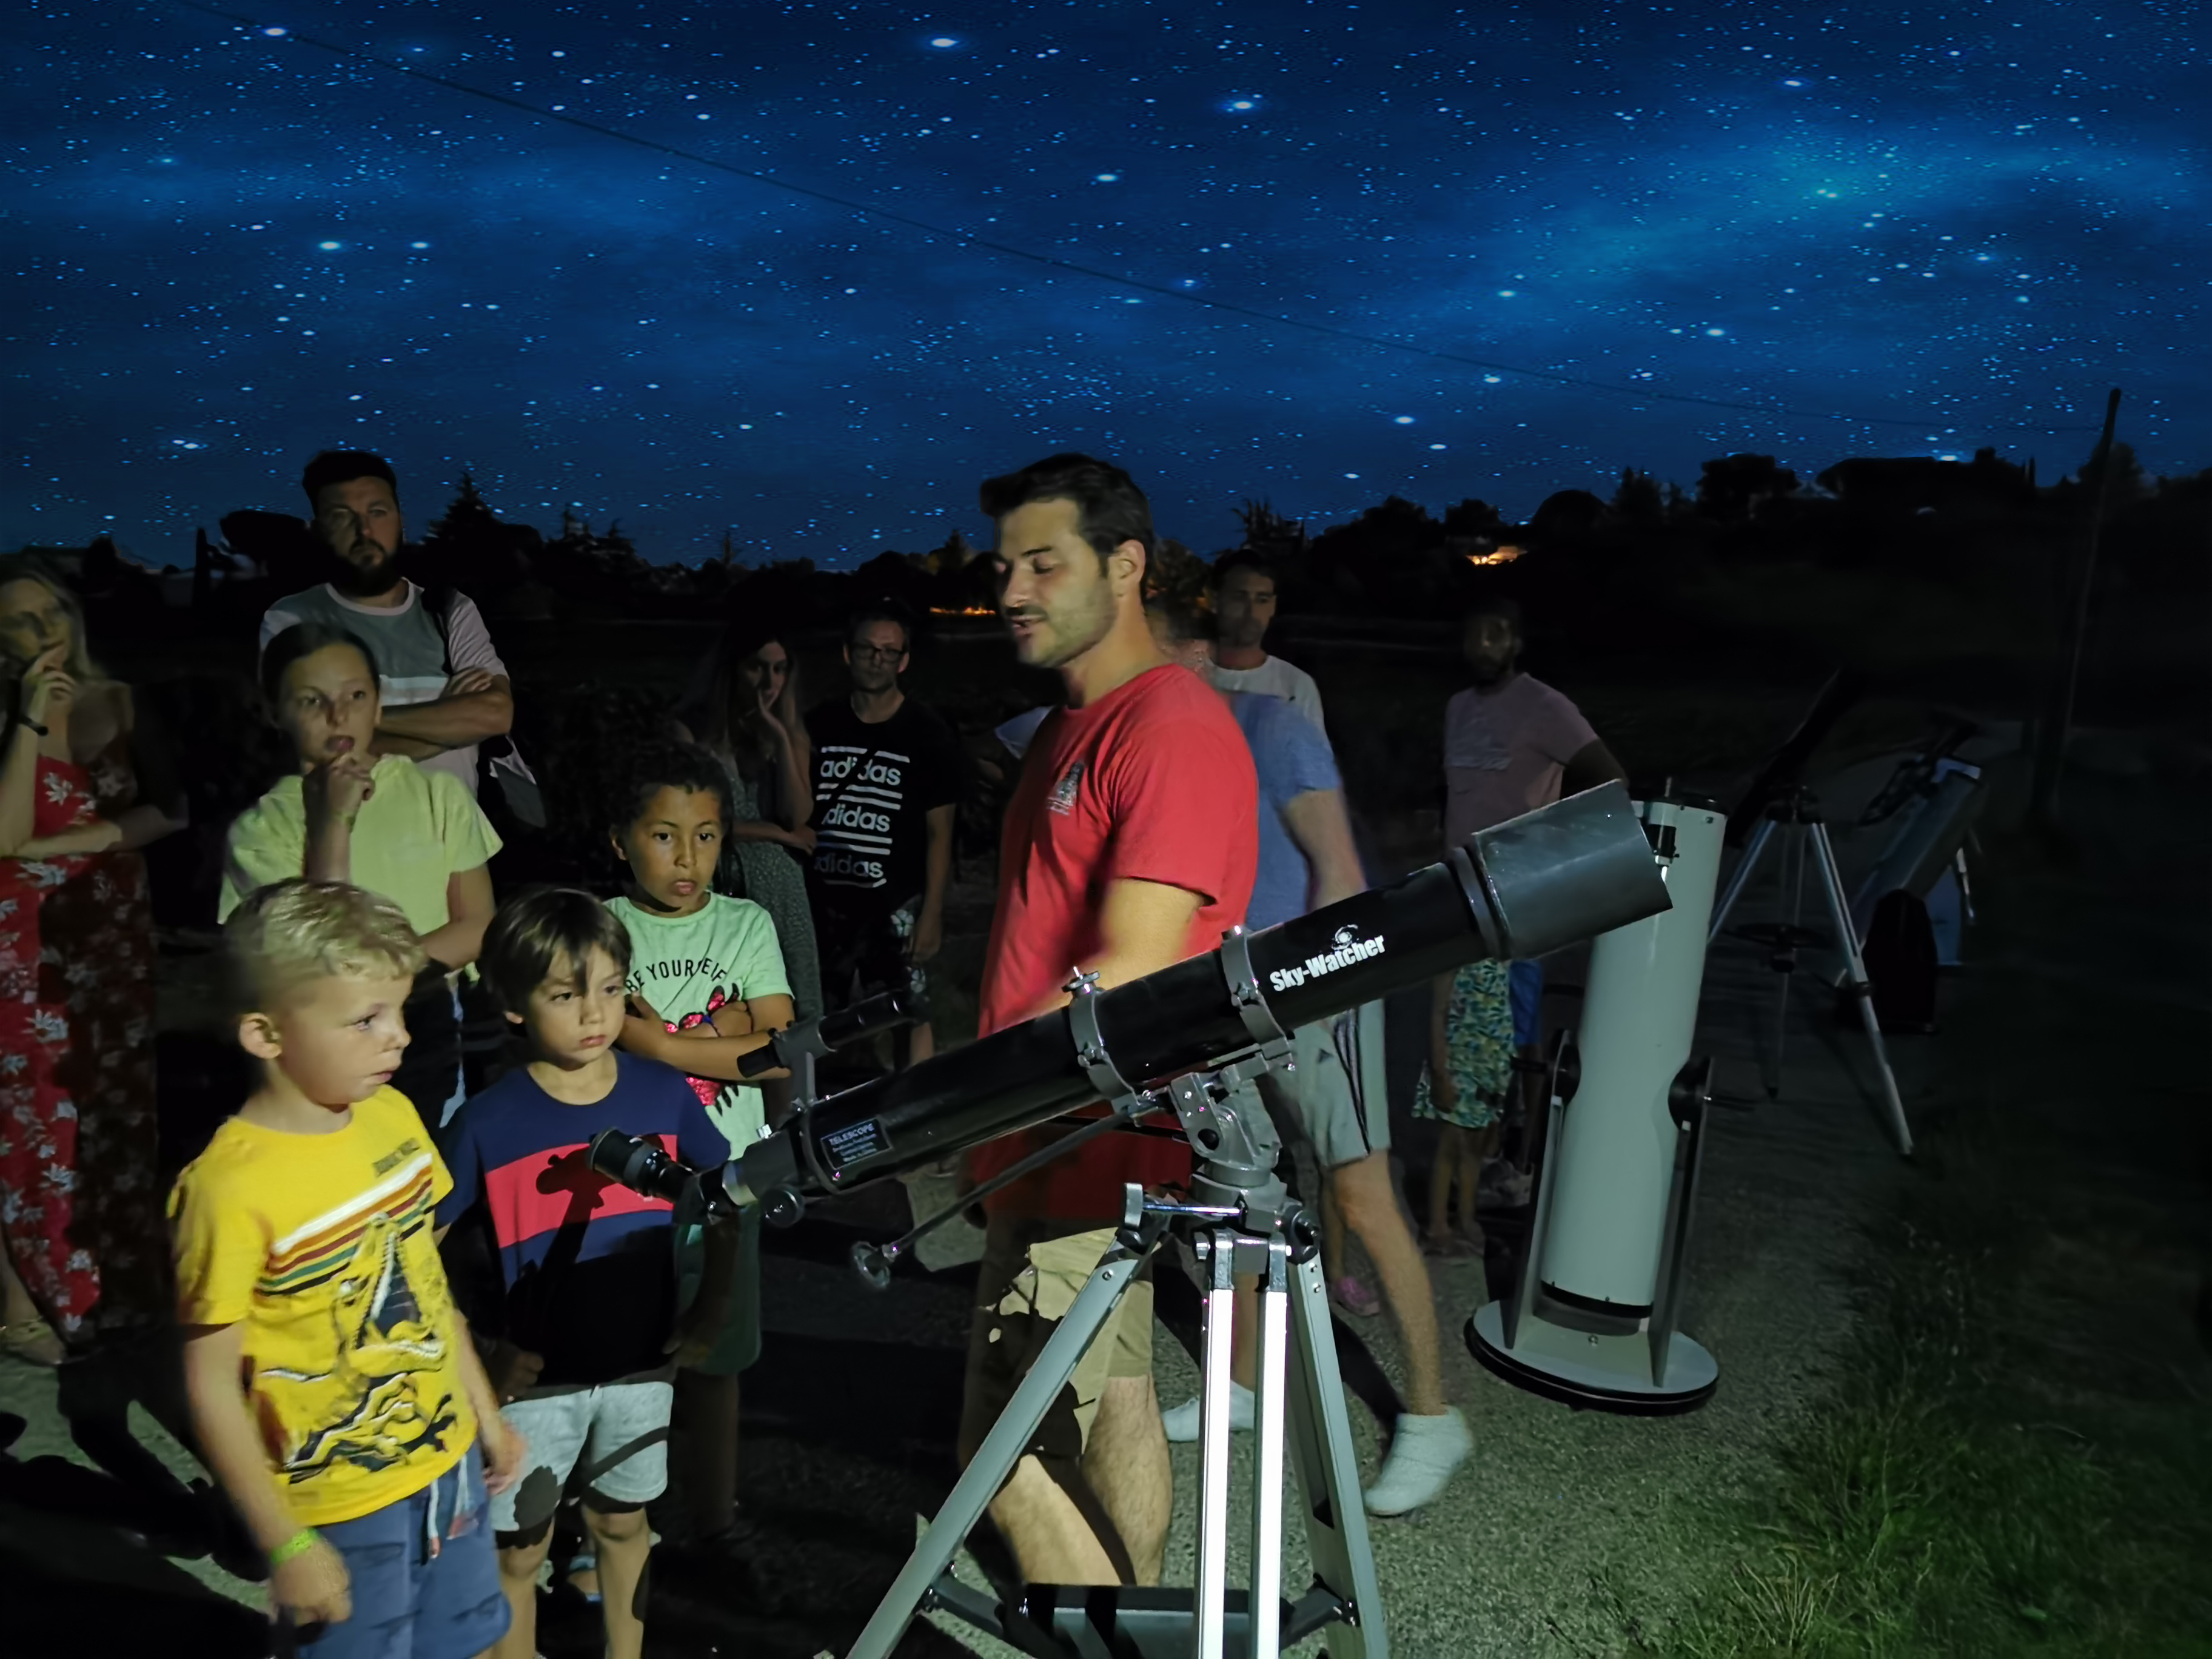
[218, 754, 501, 933]
[606, 893, 791, 1153]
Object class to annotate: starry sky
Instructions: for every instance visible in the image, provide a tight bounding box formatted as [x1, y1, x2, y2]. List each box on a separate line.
[6, 0, 2207, 567]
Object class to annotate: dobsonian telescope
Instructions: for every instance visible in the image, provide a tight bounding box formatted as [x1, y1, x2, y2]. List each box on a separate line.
[593, 782, 1674, 1659]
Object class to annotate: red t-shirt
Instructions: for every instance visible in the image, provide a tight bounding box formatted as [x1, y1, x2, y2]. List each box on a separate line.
[968, 665, 1259, 1220]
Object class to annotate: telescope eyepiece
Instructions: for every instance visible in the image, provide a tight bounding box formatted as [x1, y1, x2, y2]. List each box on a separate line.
[586, 1128, 692, 1205]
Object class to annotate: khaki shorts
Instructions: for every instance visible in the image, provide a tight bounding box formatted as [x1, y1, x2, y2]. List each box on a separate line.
[1261, 1001, 1392, 1170]
[957, 1218, 1155, 1470]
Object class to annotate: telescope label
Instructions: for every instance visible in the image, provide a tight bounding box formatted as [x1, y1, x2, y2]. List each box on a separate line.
[822, 1117, 891, 1172]
[1267, 923, 1387, 993]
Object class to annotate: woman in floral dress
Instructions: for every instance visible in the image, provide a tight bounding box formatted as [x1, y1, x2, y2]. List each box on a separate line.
[0, 555, 186, 1364]
[1412, 960, 1516, 1258]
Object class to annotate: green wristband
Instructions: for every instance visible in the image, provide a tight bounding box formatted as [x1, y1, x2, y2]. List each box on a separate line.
[269, 1527, 320, 1568]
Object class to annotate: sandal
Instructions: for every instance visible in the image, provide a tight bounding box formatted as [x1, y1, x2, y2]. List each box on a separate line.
[1, 1316, 69, 1368]
[1421, 1233, 1477, 1261]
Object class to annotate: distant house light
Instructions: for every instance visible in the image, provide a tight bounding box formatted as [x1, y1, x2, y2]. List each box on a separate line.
[1466, 545, 1524, 567]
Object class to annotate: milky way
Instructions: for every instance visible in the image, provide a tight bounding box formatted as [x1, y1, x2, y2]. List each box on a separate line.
[6, 0, 2205, 565]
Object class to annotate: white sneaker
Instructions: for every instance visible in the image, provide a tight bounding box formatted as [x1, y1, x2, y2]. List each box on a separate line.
[1161, 1381, 1256, 1444]
[1362, 1406, 1471, 1515]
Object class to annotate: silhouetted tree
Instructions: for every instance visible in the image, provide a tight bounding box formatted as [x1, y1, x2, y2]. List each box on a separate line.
[1696, 454, 1799, 523]
[1443, 498, 1508, 540]
[1529, 489, 1609, 543]
[1236, 498, 1307, 557]
[420, 471, 541, 600]
[1610, 468, 1666, 527]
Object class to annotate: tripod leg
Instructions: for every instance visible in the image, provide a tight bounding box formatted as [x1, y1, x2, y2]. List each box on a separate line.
[1247, 1238, 1290, 1659]
[1708, 817, 1774, 943]
[1808, 823, 1915, 1159]
[1285, 1253, 1389, 1657]
[846, 1242, 1148, 1659]
[1766, 828, 1806, 1099]
[1195, 1229, 1238, 1659]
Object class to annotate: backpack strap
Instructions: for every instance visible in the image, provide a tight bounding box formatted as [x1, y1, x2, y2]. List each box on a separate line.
[421, 583, 459, 675]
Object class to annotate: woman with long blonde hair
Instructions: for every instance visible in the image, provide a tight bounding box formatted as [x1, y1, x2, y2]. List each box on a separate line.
[0, 553, 186, 1364]
[672, 620, 822, 1022]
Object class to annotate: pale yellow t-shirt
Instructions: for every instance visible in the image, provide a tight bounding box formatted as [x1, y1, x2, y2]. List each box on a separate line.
[218, 754, 501, 933]
[167, 1087, 478, 1526]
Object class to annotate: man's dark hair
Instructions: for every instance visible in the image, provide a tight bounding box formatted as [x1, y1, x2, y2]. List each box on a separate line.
[609, 740, 730, 834]
[1464, 594, 1525, 633]
[301, 449, 400, 509]
[260, 620, 380, 709]
[479, 886, 634, 1016]
[977, 452, 1155, 570]
[1210, 548, 1281, 590]
[846, 597, 917, 652]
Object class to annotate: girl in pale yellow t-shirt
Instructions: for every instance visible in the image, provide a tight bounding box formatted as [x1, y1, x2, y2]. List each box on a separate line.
[221, 623, 500, 1118]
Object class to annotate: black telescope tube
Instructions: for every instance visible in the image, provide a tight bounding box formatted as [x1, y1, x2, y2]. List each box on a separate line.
[723, 783, 1667, 1204]
[736, 987, 925, 1079]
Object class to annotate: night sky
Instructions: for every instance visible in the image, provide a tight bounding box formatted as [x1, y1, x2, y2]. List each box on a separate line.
[7, 1, 2205, 566]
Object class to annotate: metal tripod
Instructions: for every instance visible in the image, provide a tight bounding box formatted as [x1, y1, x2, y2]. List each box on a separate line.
[1708, 786, 1915, 1158]
[845, 1059, 1387, 1659]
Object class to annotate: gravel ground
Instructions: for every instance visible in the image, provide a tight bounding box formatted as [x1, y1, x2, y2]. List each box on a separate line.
[0, 747, 1983, 1658]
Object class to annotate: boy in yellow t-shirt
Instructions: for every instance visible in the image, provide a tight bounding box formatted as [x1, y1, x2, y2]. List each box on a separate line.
[170, 879, 525, 1658]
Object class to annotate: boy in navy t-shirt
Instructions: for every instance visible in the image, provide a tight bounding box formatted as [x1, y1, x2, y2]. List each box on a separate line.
[436, 887, 731, 1659]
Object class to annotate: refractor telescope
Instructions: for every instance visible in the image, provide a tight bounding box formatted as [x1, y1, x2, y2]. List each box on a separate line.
[591, 782, 1675, 1238]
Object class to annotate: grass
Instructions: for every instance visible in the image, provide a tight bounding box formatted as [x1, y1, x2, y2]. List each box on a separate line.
[1667, 1173, 2212, 1658]
[1661, 805, 2212, 1659]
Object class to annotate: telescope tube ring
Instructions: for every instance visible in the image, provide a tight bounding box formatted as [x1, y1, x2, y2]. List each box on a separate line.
[1064, 968, 1136, 1102]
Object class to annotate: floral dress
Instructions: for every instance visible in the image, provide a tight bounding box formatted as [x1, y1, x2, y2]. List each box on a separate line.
[1412, 959, 1515, 1131]
[0, 746, 162, 1339]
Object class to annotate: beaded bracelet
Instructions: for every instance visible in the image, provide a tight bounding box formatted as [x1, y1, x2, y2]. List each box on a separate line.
[269, 1527, 321, 1568]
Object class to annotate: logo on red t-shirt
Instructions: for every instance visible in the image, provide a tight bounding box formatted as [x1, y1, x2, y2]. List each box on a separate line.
[1047, 757, 1087, 816]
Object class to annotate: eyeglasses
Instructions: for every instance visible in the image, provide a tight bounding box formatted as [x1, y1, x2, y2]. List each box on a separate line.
[850, 644, 905, 662]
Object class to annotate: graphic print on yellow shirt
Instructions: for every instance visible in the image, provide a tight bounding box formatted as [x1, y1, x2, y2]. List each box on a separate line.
[169, 1088, 478, 1527]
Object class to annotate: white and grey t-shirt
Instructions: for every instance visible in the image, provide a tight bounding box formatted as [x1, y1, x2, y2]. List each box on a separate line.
[1205, 653, 1325, 732]
[260, 581, 507, 794]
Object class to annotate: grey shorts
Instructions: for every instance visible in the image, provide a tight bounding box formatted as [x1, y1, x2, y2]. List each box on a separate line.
[1261, 1002, 1391, 1170]
[489, 1379, 674, 1537]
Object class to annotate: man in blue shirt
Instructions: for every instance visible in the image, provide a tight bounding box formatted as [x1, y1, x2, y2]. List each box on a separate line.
[1144, 594, 1469, 1517]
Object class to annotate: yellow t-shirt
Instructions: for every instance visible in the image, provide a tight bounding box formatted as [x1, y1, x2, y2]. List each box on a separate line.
[217, 754, 501, 934]
[167, 1087, 478, 1527]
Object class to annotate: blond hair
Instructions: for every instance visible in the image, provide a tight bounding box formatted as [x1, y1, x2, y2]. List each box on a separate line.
[226, 879, 428, 1011]
[0, 552, 102, 685]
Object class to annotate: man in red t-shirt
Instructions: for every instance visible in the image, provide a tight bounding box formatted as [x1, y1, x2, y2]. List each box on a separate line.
[957, 452, 1258, 1590]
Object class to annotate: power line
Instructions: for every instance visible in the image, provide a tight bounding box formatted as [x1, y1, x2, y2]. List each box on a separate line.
[165, 0, 2103, 436]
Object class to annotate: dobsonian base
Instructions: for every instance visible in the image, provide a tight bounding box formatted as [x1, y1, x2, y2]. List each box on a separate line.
[1467, 1303, 1717, 1415]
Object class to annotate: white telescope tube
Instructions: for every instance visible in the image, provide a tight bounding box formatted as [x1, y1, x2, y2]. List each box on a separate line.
[1537, 799, 1724, 1313]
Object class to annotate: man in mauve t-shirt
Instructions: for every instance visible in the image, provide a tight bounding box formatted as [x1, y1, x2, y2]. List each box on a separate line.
[1438, 595, 1624, 1193]
[959, 452, 1258, 1590]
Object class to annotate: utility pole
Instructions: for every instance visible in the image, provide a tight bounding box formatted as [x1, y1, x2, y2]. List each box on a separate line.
[2029, 386, 2122, 821]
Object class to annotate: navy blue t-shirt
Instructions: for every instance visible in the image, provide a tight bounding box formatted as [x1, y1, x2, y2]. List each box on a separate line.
[437, 1053, 723, 1387]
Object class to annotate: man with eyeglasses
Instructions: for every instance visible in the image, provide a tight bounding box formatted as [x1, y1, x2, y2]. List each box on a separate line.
[805, 600, 965, 1065]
